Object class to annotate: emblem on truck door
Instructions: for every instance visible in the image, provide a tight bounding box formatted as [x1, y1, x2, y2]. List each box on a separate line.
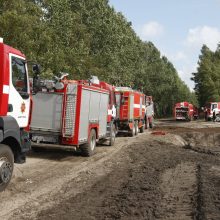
[21, 102, 26, 113]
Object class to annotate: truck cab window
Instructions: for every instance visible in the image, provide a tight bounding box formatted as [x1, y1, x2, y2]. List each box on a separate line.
[11, 57, 27, 93]
[212, 104, 217, 110]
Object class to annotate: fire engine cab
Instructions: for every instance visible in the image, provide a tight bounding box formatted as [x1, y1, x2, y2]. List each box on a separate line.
[204, 102, 220, 121]
[30, 75, 117, 156]
[0, 38, 34, 191]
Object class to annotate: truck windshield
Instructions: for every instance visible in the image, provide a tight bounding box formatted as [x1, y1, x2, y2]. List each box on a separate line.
[212, 104, 217, 110]
[11, 56, 28, 93]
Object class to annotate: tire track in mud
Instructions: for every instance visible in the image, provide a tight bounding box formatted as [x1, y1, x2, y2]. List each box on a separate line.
[183, 144, 219, 156]
[195, 164, 204, 220]
[36, 138, 163, 220]
[199, 165, 220, 220]
[0, 134, 148, 219]
[158, 162, 197, 220]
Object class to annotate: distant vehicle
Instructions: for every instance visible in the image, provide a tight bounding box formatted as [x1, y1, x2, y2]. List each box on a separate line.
[204, 102, 220, 121]
[115, 87, 146, 136]
[174, 102, 197, 121]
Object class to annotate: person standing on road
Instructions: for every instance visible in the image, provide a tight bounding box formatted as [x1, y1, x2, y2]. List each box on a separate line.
[213, 109, 216, 122]
[146, 97, 154, 128]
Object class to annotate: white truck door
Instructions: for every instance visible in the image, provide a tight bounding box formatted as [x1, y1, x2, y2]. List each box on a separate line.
[7, 54, 30, 128]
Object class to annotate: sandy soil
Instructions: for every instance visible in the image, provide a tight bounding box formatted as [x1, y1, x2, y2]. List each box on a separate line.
[1, 119, 220, 220]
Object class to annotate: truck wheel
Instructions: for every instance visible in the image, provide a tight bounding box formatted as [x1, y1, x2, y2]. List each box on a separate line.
[80, 129, 96, 157]
[0, 144, 14, 192]
[140, 123, 144, 133]
[129, 122, 135, 137]
[135, 121, 139, 135]
[109, 124, 116, 146]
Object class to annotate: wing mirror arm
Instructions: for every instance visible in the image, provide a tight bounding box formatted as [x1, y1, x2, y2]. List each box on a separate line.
[32, 64, 41, 94]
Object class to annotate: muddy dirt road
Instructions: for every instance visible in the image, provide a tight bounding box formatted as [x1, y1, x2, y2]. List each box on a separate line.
[1, 119, 220, 220]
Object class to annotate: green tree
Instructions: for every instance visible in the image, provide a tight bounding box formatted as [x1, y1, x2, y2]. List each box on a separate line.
[0, 0, 196, 117]
[192, 44, 220, 107]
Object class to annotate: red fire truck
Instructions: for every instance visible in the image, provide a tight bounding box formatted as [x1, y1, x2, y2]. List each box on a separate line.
[0, 38, 39, 191]
[174, 102, 195, 121]
[115, 87, 146, 136]
[204, 102, 220, 121]
[30, 76, 117, 156]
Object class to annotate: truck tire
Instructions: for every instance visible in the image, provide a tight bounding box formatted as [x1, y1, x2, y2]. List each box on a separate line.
[109, 123, 116, 146]
[129, 122, 135, 137]
[80, 129, 96, 157]
[0, 144, 14, 192]
[140, 122, 144, 133]
[135, 121, 139, 135]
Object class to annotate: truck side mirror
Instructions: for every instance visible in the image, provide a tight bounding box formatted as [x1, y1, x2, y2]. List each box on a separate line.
[32, 64, 41, 94]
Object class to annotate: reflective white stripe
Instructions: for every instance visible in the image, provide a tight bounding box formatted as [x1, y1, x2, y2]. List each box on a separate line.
[3, 85, 9, 94]
[134, 104, 141, 108]
[108, 109, 112, 115]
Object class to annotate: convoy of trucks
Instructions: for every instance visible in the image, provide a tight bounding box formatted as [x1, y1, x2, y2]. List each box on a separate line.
[1, 38, 219, 192]
[0, 39, 155, 191]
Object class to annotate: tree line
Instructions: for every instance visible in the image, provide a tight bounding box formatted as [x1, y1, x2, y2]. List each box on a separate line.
[192, 45, 220, 107]
[0, 0, 197, 116]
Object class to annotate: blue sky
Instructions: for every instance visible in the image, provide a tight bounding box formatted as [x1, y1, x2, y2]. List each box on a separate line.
[109, 0, 220, 90]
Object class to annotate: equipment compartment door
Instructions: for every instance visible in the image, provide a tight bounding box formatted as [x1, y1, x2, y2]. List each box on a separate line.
[98, 93, 108, 137]
[79, 89, 109, 142]
[31, 93, 63, 132]
[129, 94, 134, 120]
[78, 89, 90, 142]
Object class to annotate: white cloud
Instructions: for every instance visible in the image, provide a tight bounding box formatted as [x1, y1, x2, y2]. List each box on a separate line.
[139, 21, 164, 40]
[177, 64, 198, 91]
[167, 26, 220, 90]
[186, 26, 220, 51]
[170, 51, 187, 62]
[177, 69, 194, 91]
